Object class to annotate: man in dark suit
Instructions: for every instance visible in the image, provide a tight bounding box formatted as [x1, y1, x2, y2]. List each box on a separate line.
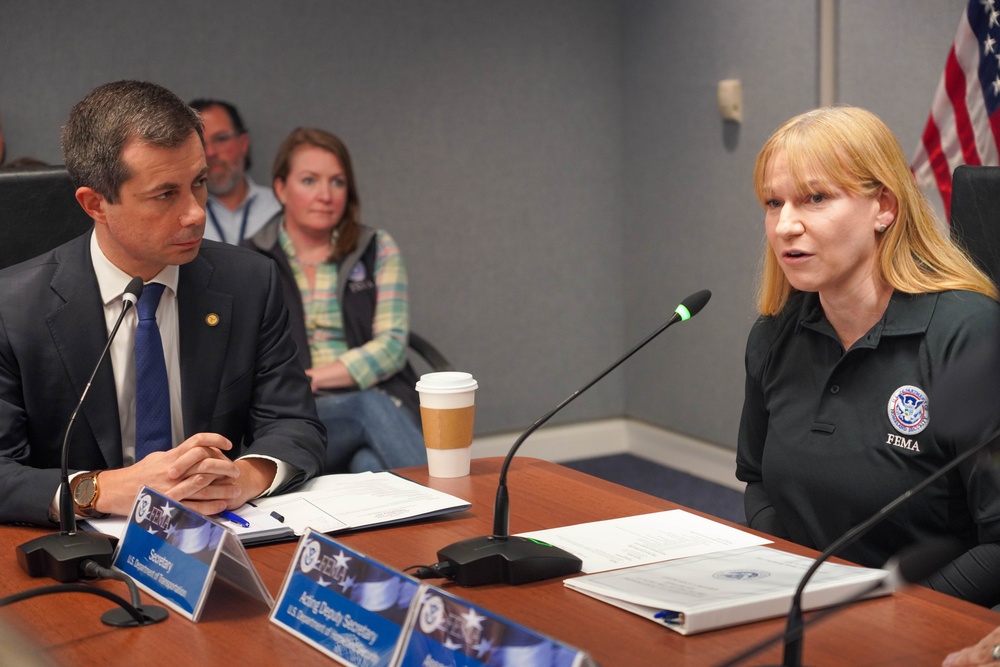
[0, 80, 325, 526]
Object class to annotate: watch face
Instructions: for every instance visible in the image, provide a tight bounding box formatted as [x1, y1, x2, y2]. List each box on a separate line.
[74, 477, 97, 505]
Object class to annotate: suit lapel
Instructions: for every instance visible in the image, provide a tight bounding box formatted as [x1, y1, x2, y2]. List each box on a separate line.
[177, 254, 232, 438]
[47, 234, 124, 468]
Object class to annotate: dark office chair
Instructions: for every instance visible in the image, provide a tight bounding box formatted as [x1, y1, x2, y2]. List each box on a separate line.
[0, 165, 453, 372]
[949, 165, 1000, 286]
[0, 166, 91, 269]
[407, 331, 453, 373]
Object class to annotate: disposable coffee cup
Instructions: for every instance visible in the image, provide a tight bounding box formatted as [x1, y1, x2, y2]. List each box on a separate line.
[415, 372, 478, 478]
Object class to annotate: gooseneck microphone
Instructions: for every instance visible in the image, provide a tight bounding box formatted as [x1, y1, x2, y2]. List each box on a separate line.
[433, 290, 712, 586]
[769, 388, 1000, 665]
[16, 277, 144, 583]
[716, 536, 966, 667]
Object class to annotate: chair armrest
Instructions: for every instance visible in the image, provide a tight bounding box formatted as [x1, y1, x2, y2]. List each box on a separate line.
[408, 332, 454, 372]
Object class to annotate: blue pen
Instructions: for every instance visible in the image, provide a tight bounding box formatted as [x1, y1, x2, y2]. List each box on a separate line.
[219, 509, 250, 528]
[654, 610, 684, 624]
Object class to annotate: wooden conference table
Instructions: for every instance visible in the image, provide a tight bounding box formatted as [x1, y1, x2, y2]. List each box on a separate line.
[1, 457, 997, 666]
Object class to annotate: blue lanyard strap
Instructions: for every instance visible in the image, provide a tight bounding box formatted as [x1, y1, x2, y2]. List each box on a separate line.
[206, 196, 254, 244]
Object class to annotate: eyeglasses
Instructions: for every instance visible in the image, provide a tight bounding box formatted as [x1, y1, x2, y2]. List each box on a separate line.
[205, 131, 242, 148]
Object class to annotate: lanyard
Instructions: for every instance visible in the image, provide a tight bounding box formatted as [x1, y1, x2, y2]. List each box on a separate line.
[206, 196, 254, 244]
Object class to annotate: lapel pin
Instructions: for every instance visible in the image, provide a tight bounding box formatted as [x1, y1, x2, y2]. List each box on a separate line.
[205, 313, 220, 327]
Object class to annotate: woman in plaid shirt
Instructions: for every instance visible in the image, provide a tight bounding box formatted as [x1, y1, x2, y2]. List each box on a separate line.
[245, 127, 425, 473]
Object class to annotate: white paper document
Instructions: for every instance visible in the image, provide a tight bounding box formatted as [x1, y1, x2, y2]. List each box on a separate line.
[519, 509, 773, 573]
[87, 471, 470, 544]
[250, 470, 470, 536]
[87, 500, 293, 545]
[564, 545, 891, 635]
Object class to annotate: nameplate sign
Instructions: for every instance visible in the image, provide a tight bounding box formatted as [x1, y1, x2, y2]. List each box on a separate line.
[112, 486, 273, 622]
[271, 530, 420, 666]
[399, 586, 596, 667]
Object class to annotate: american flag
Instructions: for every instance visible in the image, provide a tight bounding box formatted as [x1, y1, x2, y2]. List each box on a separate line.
[911, 0, 1000, 218]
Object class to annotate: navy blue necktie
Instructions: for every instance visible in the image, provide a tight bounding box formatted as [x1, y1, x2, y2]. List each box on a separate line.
[135, 282, 171, 460]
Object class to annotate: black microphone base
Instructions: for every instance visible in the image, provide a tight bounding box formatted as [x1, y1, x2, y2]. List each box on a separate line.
[16, 531, 115, 583]
[437, 535, 582, 586]
[102, 604, 169, 627]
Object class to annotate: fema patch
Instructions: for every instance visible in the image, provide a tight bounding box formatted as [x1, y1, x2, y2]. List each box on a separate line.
[418, 594, 446, 634]
[348, 263, 367, 283]
[887, 385, 929, 436]
[299, 539, 322, 573]
[134, 493, 153, 523]
[712, 570, 770, 581]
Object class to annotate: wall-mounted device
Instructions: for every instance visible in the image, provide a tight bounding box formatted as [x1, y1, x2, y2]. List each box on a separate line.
[717, 79, 743, 123]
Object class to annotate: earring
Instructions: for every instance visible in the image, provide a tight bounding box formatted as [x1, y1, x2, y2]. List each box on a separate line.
[877, 224, 888, 233]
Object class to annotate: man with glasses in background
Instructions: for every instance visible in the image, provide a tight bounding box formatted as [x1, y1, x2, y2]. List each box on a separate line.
[189, 99, 280, 244]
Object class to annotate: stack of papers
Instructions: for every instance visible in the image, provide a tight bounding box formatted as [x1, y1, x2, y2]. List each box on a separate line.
[520, 510, 772, 573]
[564, 545, 890, 635]
[250, 470, 471, 536]
[86, 471, 470, 546]
[520, 510, 890, 635]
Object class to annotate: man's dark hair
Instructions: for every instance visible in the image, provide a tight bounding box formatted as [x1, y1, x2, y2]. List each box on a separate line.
[189, 98, 251, 170]
[62, 81, 203, 204]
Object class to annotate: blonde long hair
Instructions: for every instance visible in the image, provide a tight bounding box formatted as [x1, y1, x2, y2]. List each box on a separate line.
[752, 106, 996, 315]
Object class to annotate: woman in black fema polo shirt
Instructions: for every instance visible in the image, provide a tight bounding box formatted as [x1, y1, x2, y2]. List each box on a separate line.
[735, 106, 1000, 607]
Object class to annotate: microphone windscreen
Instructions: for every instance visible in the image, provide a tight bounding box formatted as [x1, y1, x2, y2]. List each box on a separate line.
[122, 276, 144, 307]
[886, 536, 966, 584]
[678, 290, 712, 319]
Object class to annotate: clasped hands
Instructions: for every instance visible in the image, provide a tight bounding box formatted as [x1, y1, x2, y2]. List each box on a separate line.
[92, 433, 275, 517]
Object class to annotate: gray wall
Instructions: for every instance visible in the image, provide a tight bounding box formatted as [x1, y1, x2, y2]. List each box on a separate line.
[620, 0, 966, 446]
[0, 1, 966, 447]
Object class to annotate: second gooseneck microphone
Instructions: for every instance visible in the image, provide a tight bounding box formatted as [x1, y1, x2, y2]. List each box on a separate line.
[434, 290, 712, 586]
[770, 339, 1000, 667]
[17, 277, 144, 582]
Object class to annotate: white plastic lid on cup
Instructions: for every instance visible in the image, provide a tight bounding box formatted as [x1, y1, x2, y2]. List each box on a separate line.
[415, 371, 478, 394]
[416, 372, 478, 409]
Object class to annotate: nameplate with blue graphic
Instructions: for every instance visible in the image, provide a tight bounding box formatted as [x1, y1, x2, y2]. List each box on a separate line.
[399, 587, 596, 667]
[270, 530, 420, 666]
[112, 486, 274, 622]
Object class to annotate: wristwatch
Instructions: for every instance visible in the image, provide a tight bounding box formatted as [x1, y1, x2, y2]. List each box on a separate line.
[70, 470, 108, 519]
